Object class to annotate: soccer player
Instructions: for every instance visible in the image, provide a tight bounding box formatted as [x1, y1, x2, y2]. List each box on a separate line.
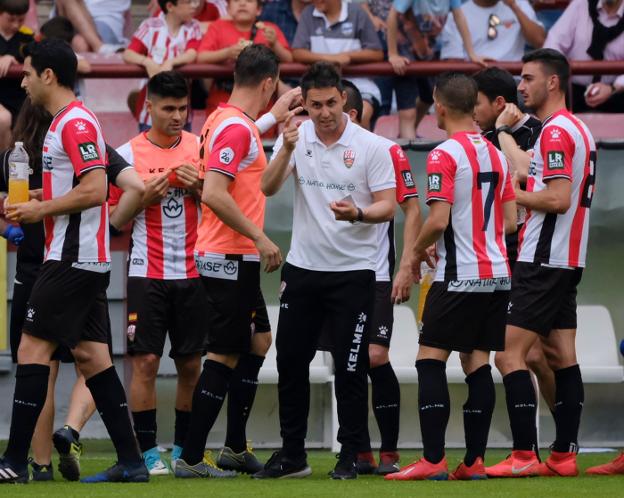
[340, 80, 422, 475]
[0, 39, 147, 484]
[256, 62, 396, 480]
[173, 44, 283, 479]
[473, 67, 557, 411]
[385, 72, 517, 481]
[486, 48, 596, 478]
[109, 71, 206, 476]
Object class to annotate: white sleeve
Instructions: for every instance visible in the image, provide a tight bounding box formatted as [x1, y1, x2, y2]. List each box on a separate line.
[367, 143, 396, 192]
[116, 142, 134, 165]
[256, 112, 277, 135]
[439, 15, 466, 60]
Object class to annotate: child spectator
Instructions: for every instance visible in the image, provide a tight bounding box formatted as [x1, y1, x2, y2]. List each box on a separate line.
[123, 0, 203, 131]
[0, 0, 33, 150]
[40, 17, 92, 74]
[149, 0, 228, 33]
[197, 0, 292, 116]
[291, 0, 384, 130]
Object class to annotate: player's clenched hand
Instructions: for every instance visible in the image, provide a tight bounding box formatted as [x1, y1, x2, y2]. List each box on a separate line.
[411, 246, 435, 282]
[282, 113, 301, 152]
[330, 201, 358, 221]
[174, 163, 200, 190]
[392, 264, 413, 304]
[29, 189, 43, 201]
[255, 233, 282, 273]
[6, 199, 45, 224]
[270, 86, 303, 124]
[143, 173, 169, 206]
[495, 103, 523, 129]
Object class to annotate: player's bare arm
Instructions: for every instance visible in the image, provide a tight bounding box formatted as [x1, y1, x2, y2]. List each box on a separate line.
[109, 168, 147, 230]
[330, 188, 396, 223]
[514, 177, 571, 214]
[203, 171, 282, 272]
[262, 114, 299, 196]
[7, 168, 107, 224]
[503, 199, 518, 234]
[411, 200, 450, 281]
[392, 197, 423, 303]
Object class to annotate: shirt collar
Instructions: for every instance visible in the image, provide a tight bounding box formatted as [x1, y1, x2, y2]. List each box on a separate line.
[511, 113, 532, 133]
[312, 1, 348, 28]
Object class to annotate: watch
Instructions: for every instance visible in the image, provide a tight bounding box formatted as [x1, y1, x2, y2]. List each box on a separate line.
[496, 125, 513, 136]
[350, 207, 364, 224]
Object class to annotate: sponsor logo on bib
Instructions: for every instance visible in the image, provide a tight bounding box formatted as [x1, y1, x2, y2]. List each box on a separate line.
[195, 255, 239, 280]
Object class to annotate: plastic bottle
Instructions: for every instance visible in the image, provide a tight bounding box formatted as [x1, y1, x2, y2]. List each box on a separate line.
[417, 261, 435, 331]
[8, 142, 29, 204]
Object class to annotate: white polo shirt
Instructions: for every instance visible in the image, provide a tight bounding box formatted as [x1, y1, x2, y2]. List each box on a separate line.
[272, 116, 396, 272]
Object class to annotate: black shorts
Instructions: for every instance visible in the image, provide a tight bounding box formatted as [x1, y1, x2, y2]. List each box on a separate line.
[369, 281, 394, 347]
[126, 277, 208, 358]
[507, 262, 583, 337]
[197, 255, 269, 354]
[419, 278, 511, 353]
[23, 261, 110, 349]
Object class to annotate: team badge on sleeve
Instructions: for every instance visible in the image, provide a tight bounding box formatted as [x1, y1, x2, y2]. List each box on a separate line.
[428, 173, 442, 192]
[547, 151, 565, 170]
[220, 147, 235, 165]
[78, 142, 100, 162]
[402, 170, 415, 188]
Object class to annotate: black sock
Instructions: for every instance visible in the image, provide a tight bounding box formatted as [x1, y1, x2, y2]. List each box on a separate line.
[552, 365, 584, 453]
[416, 359, 449, 464]
[503, 370, 538, 452]
[370, 362, 400, 452]
[86, 366, 141, 464]
[132, 409, 157, 453]
[4, 364, 50, 468]
[181, 359, 233, 465]
[463, 365, 495, 466]
[174, 409, 191, 448]
[68, 426, 80, 440]
[225, 354, 264, 453]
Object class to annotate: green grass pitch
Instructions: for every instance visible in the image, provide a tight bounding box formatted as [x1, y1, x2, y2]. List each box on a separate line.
[4, 441, 624, 497]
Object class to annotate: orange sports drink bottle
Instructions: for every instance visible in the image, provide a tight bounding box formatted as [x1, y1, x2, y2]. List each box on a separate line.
[8, 141, 30, 205]
[416, 261, 435, 331]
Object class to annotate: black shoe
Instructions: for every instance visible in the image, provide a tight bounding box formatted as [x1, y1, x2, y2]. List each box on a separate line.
[330, 451, 357, 480]
[53, 425, 82, 481]
[252, 451, 312, 479]
[29, 458, 54, 481]
[81, 461, 149, 483]
[0, 457, 28, 484]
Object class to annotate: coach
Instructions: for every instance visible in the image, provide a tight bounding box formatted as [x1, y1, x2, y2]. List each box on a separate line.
[257, 63, 396, 480]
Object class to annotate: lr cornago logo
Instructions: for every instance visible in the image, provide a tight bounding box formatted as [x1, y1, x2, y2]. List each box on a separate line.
[428, 173, 442, 193]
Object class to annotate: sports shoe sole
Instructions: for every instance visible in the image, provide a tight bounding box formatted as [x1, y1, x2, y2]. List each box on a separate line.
[253, 466, 312, 479]
[53, 433, 80, 481]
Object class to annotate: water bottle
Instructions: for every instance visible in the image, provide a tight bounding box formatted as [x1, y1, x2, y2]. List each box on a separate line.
[417, 261, 435, 331]
[8, 142, 29, 205]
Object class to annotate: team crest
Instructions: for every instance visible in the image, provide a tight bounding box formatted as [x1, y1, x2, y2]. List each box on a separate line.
[343, 149, 356, 168]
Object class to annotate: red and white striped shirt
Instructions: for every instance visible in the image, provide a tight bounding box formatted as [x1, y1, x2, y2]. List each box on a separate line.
[128, 13, 202, 127]
[115, 131, 201, 279]
[375, 140, 419, 282]
[426, 132, 515, 282]
[518, 109, 596, 268]
[42, 101, 109, 263]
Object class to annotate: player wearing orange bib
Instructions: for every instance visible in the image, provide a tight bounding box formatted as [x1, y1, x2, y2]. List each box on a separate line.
[174, 44, 283, 479]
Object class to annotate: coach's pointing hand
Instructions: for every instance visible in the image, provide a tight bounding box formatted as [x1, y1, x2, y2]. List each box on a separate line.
[282, 113, 301, 152]
[255, 233, 283, 273]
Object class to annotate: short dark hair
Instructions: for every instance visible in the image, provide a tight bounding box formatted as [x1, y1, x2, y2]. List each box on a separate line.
[342, 79, 363, 123]
[40, 16, 75, 44]
[473, 67, 518, 105]
[147, 70, 189, 100]
[301, 62, 343, 98]
[24, 39, 77, 90]
[158, 0, 179, 14]
[522, 48, 570, 91]
[0, 0, 29, 15]
[233, 44, 279, 88]
[434, 72, 478, 115]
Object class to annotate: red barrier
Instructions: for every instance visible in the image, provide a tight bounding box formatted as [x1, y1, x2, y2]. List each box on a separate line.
[5, 60, 624, 79]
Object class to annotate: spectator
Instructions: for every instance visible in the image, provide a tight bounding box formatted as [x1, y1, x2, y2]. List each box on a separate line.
[386, 0, 483, 134]
[40, 17, 92, 74]
[197, 0, 292, 116]
[149, 0, 228, 33]
[124, 0, 203, 131]
[440, 0, 545, 61]
[292, 0, 384, 130]
[545, 0, 624, 112]
[361, 0, 423, 138]
[0, 0, 34, 150]
[54, 0, 129, 53]
[259, 0, 312, 45]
